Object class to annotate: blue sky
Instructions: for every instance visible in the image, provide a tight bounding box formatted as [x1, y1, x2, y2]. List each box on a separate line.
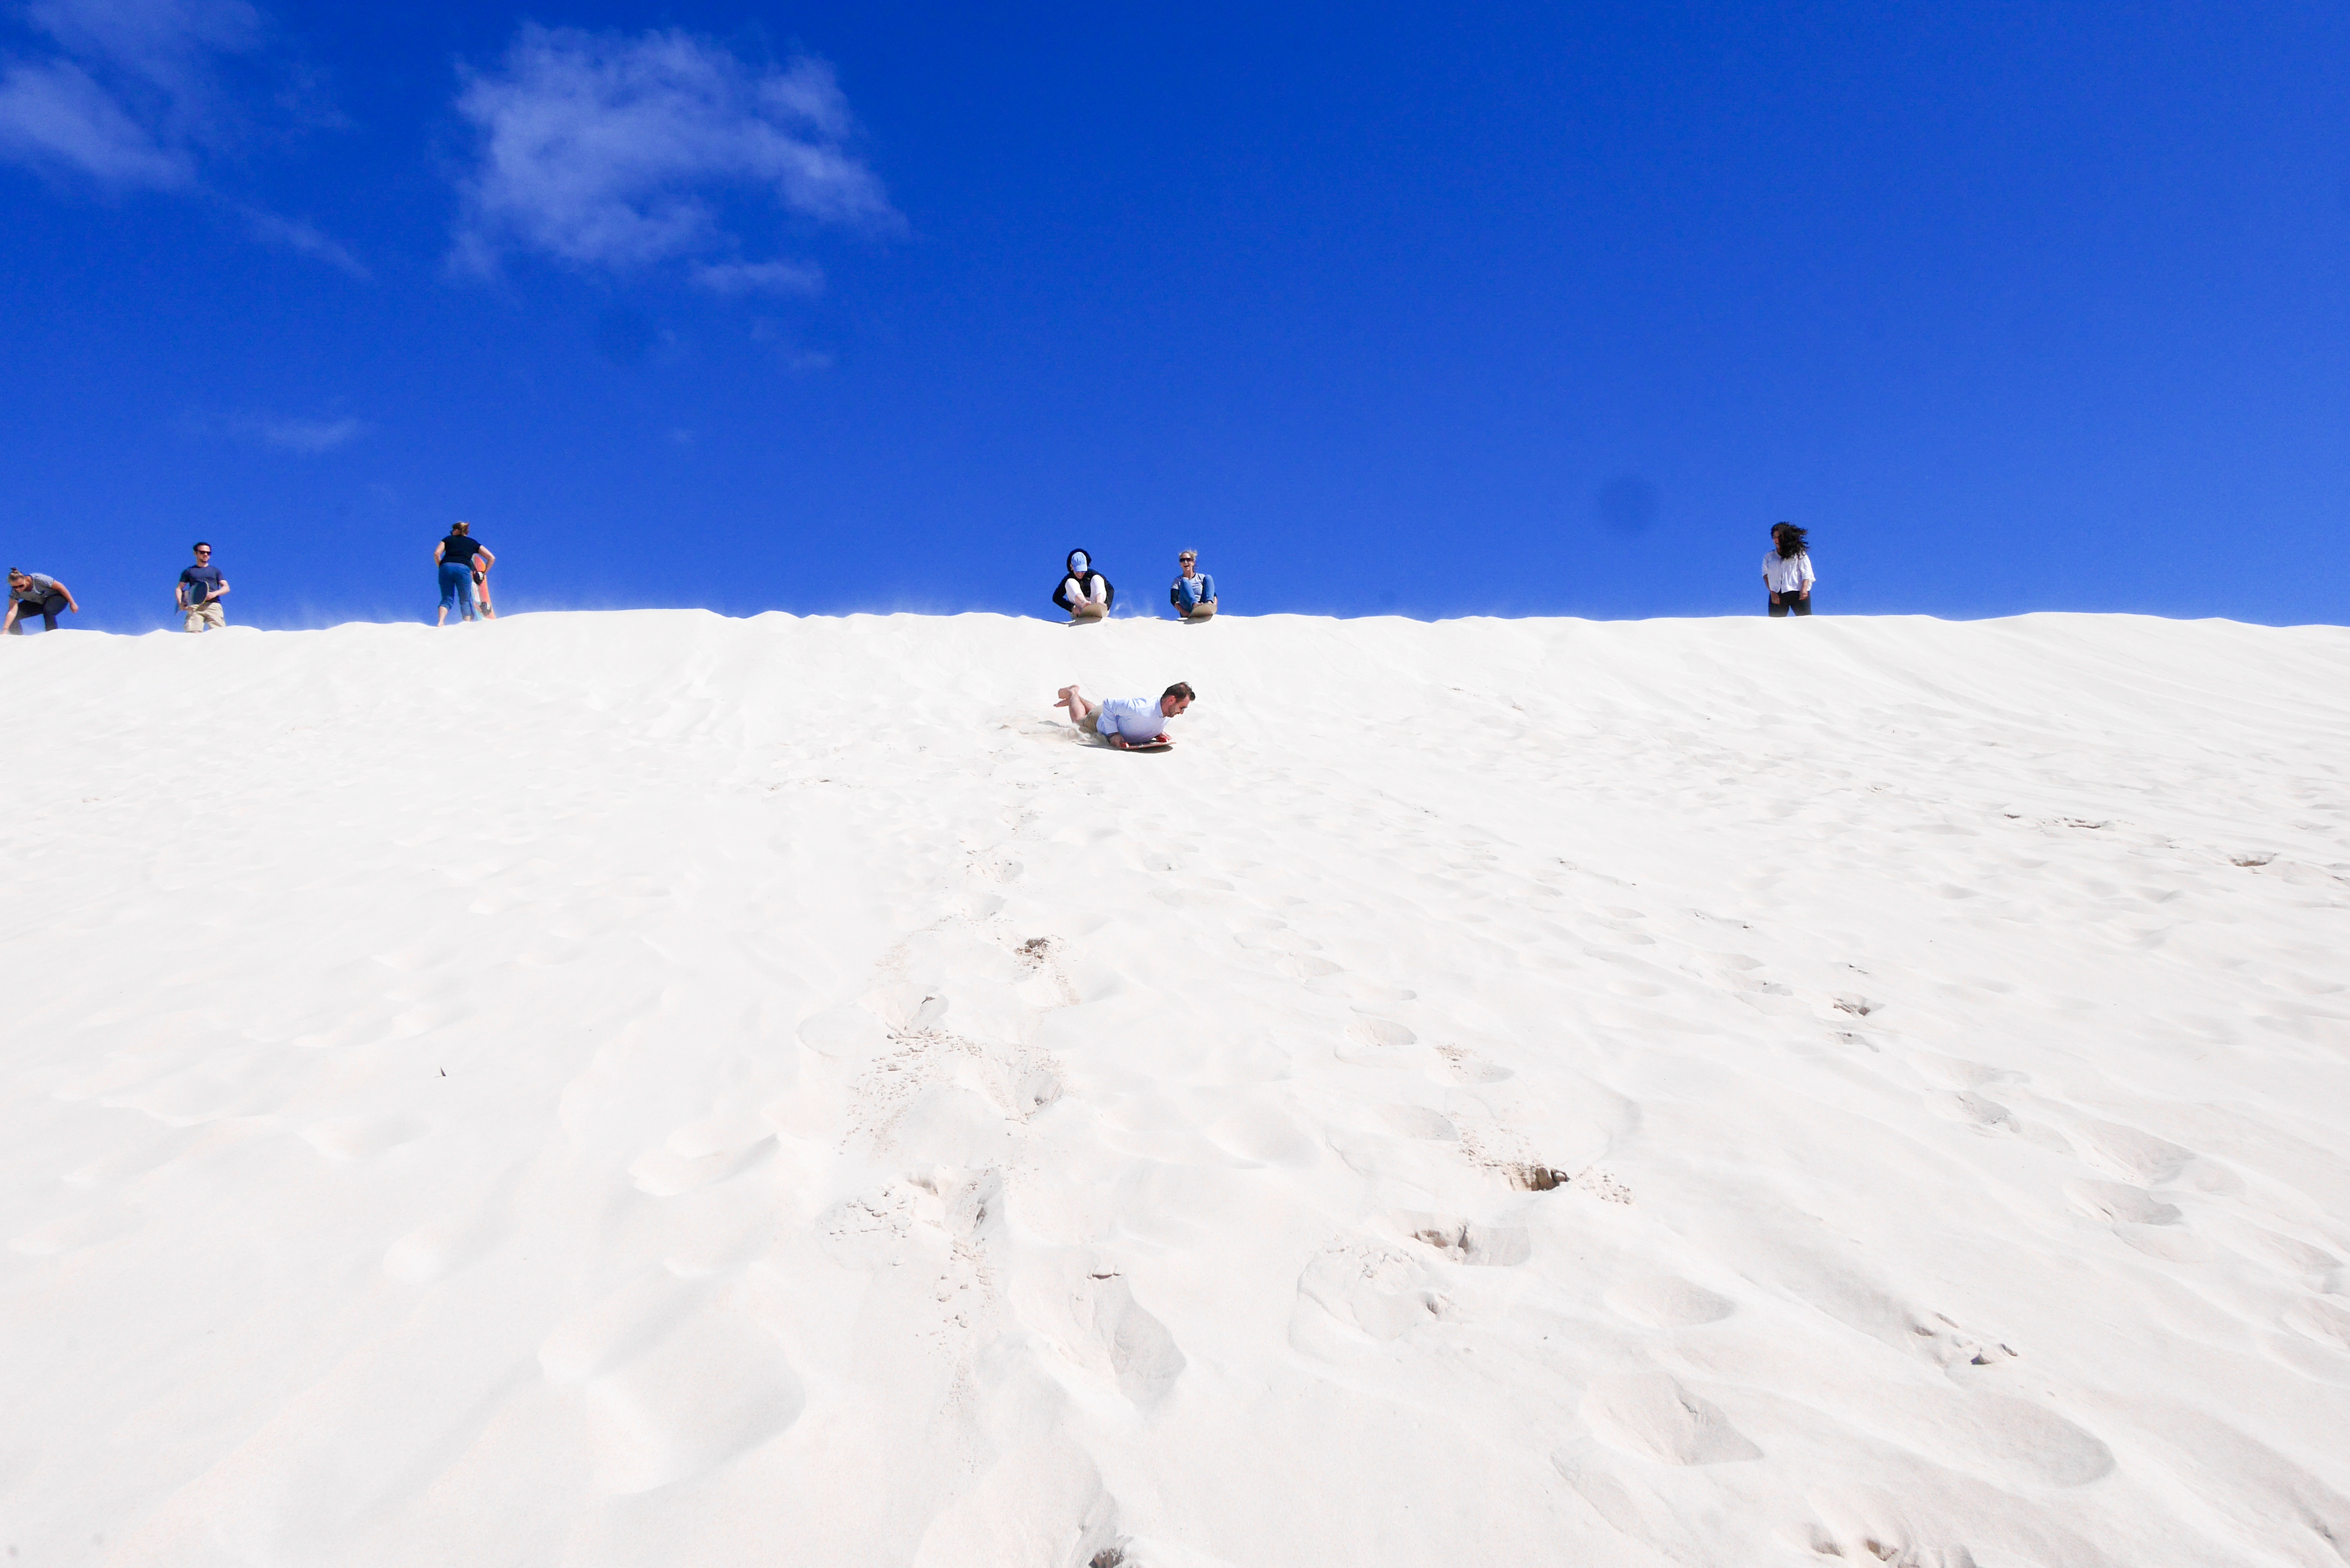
[3, 1, 2345, 630]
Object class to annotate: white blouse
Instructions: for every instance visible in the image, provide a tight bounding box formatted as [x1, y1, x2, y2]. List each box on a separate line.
[1762, 551, 1815, 593]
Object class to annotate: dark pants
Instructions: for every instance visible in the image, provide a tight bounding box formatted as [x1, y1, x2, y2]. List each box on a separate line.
[5, 593, 66, 632]
[1768, 593, 1813, 617]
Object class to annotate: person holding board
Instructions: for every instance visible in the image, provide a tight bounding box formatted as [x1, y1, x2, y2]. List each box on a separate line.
[177, 542, 228, 632]
[1054, 681, 1195, 750]
[1053, 549, 1114, 622]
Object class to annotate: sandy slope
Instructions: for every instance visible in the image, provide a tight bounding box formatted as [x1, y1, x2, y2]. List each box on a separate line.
[3, 609, 2348, 1567]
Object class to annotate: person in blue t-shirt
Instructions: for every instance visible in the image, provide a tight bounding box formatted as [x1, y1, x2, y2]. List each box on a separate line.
[1168, 549, 1217, 620]
[177, 542, 229, 633]
[1054, 681, 1195, 748]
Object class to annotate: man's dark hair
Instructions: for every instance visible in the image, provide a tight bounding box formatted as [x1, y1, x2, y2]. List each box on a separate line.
[193, 541, 211, 552]
[1163, 682, 1195, 702]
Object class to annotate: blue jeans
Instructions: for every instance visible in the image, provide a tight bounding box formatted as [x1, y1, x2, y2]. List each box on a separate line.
[438, 561, 476, 619]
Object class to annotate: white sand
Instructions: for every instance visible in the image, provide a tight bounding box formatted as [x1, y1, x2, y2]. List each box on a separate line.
[4, 609, 2348, 1567]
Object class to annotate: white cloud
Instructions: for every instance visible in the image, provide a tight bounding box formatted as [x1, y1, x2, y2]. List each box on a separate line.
[0, 0, 257, 183]
[450, 26, 895, 277]
[0, 0, 366, 276]
[0, 57, 191, 184]
[26, 0, 259, 101]
[242, 414, 362, 451]
[240, 204, 367, 277]
[691, 257, 823, 295]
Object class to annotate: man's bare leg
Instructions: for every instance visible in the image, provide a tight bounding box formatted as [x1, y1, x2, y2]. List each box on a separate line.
[1055, 684, 1100, 728]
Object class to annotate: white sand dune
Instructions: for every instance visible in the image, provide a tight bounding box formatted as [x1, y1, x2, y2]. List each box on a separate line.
[4, 609, 2348, 1567]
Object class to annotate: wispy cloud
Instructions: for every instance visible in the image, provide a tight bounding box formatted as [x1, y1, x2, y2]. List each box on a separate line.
[239, 203, 367, 277]
[450, 26, 894, 280]
[691, 257, 823, 296]
[0, 0, 254, 184]
[247, 413, 361, 451]
[0, 0, 365, 274]
[0, 56, 192, 185]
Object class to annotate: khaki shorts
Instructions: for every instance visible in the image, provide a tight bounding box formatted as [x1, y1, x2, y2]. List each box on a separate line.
[1078, 708, 1102, 734]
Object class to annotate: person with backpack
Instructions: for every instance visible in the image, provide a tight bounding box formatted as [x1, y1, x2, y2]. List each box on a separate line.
[1764, 523, 1816, 616]
[435, 522, 494, 626]
[1053, 549, 1114, 622]
[177, 542, 229, 632]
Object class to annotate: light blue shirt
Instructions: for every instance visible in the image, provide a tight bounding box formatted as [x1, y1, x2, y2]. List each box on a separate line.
[1096, 696, 1168, 743]
[1172, 571, 1216, 611]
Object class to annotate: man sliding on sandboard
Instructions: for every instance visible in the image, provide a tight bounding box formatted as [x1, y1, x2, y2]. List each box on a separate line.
[1055, 681, 1195, 750]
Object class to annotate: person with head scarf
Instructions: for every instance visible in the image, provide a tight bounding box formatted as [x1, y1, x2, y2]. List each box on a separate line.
[1054, 549, 1114, 622]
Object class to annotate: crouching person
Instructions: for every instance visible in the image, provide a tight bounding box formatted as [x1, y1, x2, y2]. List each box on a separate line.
[4, 568, 76, 634]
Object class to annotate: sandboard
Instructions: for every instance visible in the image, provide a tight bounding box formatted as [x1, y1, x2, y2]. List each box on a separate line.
[1093, 738, 1171, 752]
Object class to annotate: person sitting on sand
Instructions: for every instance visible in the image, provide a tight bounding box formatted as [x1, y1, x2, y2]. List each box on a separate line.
[436, 522, 493, 626]
[1055, 681, 1194, 748]
[1169, 550, 1217, 620]
[176, 542, 228, 633]
[1764, 522, 1815, 616]
[1053, 549, 1114, 622]
[4, 568, 77, 634]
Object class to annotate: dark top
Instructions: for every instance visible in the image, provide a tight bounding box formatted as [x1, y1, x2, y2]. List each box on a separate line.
[441, 535, 483, 567]
[179, 564, 224, 604]
[1051, 547, 1115, 613]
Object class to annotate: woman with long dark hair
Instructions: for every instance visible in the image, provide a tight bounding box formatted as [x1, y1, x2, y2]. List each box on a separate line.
[1764, 522, 1815, 616]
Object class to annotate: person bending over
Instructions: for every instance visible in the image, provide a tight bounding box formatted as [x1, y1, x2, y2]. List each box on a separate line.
[1765, 522, 1815, 616]
[177, 542, 228, 632]
[1169, 550, 1217, 620]
[1055, 681, 1195, 748]
[1054, 549, 1114, 622]
[436, 521, 493, 626]
[4, 568, 77, 634]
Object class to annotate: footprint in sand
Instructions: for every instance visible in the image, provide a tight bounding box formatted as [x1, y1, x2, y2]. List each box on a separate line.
[1926, 1092, 2013, 1130]
[382, 1207, 508, 1283]
[1337, 1017, 1420, 1068]
[2064, 1179, 2183, 1226]
[571, 1311, 804, 1493]
[1430, 1043, 1512, 1084]
[1009, 1252, 1187, 1402]
[1580, 1374, 1761, 1465]
[2063, 1120, 2194, 1186]
[2282, 1296, 2350, 1356]
[299, 1113, 428, 1163]
[1296, 1238, 1447, 1340]
[1392, 1211, 1531, 1266]
[1376, 1104, 1459, 1141]
[1605, 1274, 1735, 1328]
